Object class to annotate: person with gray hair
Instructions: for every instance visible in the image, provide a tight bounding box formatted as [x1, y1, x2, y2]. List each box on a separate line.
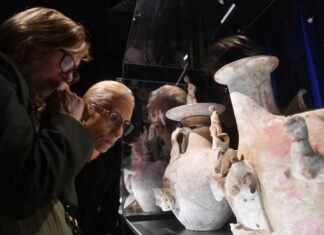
[82, 80, 135, 161]
[76, 80, 134, 235]
[0, 7, 94, 234]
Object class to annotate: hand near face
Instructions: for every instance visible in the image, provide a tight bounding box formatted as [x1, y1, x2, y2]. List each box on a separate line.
[46, 89, 84, 122]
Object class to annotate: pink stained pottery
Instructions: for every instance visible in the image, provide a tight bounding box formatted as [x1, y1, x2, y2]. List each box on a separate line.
[214, 55, 324, 235]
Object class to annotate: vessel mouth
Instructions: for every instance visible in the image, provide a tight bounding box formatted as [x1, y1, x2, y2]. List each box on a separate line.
[214, 55, 279, 85]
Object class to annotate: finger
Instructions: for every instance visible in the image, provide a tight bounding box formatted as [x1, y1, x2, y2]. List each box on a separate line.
[57, 82, 70, 91]
[47, 90, 61, 107]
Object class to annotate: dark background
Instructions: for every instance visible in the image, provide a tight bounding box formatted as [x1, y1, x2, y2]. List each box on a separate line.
[0, 0, 136, 95]
[1, 0, 323, 109]
[1, 1, 324, 234]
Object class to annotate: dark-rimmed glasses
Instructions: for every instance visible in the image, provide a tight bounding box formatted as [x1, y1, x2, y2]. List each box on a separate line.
[88, 102, 133, 136]
[59, 50, 80, 85]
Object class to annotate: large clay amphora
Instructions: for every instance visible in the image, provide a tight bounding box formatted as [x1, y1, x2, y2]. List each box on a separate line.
[214, 56, 324, 235]
[154, 104, 232, 231]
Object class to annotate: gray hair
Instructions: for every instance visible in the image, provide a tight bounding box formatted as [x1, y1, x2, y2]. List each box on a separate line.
[83, 80, 135, 114]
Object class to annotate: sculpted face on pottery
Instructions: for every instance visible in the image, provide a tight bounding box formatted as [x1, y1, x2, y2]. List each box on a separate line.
[284, 116, 324, 183]
[214, 55, 324, 235]
[223, 160, 271, 233]
[208, 110, 270, 233]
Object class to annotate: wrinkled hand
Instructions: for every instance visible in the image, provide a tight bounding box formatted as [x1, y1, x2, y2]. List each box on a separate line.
[46, 89, 84, 122]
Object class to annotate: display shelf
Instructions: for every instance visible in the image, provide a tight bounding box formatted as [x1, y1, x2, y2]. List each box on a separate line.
[120, 211, 233, 235]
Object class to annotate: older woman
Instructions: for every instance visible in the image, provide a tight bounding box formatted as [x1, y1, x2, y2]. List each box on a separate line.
[0, 7, 93, 235]
[76, 80, 134, 235]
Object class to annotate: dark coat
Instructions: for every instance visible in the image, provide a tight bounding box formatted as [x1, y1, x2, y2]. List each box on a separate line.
[0, 51, 95, 219]
[75, 142, 122, 235]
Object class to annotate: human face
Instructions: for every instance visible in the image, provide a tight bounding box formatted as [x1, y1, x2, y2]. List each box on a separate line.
[148, 101, 169, 135]
[148, 100, 173, 150]
[25, 50, 81, 98]
[84, 98, 133, 153]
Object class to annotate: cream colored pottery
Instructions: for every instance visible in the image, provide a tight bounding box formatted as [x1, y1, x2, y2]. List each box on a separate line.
[214, 55, 324, 235]
[154, 104, 232, 231]
[129, 132, 168, 212]
[131, 160, 168, 212]
[166, 103, 225, 122]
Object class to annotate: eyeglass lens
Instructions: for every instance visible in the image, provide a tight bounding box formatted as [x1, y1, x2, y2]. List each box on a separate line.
[106, 112, 132, 135]
[89, 103, 133, 136]
[60, 54, 75, 72]
[60, 52, 80, 85]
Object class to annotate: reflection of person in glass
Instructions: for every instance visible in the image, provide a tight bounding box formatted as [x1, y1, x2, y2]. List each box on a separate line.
[76, 81, 134, 235]
[147, 85, 187, 152]
[127, 85, 187, 213]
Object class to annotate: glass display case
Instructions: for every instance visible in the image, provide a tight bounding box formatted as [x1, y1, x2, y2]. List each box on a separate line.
[119, 0, 324, 234]
[118, 77, 234, 234]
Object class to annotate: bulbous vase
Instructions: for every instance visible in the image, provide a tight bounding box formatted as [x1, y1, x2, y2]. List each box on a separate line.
[154, 104, 233, 231]
[129, 132, 169, 212]
[131, 160, 167, 212]
[214, 55, 324, 235]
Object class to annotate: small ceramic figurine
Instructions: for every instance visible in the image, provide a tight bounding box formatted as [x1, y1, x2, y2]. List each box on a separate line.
[284, 115, 324, 183]
[209, 105, 228, 151]
[208, 108, 271, 233]
[184, 75, 197, 104]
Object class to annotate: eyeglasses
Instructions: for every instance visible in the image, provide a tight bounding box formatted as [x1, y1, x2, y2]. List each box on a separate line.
[88, 102, 133, 136]
[59, 50, 80, 85]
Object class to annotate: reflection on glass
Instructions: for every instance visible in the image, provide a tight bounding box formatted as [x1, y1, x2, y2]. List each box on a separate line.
[123, 0, 233, 69]
[120, 79, 187, 215]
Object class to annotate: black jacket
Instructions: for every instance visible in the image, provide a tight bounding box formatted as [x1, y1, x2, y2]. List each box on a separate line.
[76, 142, 122, 235]
[0, 51, 95, 218]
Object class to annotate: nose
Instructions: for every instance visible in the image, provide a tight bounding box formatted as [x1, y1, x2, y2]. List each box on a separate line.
[63, 71, 74, 84]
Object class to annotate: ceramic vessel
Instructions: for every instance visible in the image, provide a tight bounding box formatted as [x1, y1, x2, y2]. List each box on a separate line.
[131, 160, 168, 212]
[214, 55, 324, 234]
[154, 103, 233, 231]
[129, 131, 169, 212]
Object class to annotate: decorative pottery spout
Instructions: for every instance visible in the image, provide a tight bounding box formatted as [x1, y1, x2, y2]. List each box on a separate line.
[214, 55, 324, 234]
[154, 102, 233, 231]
